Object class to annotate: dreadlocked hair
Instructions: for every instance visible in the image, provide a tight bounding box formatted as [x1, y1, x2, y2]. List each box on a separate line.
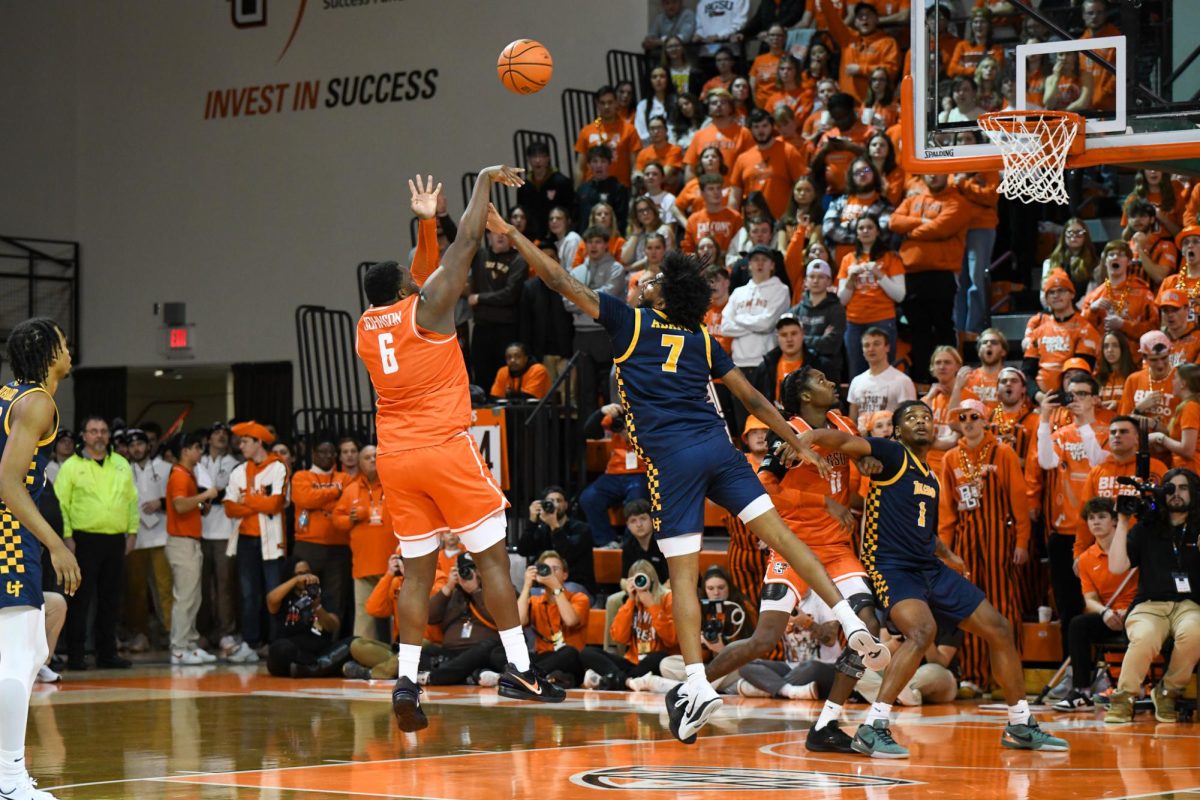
[779, 365, 816, 419]
[659, 251, 712, 332]
[6, 317, 64, 385]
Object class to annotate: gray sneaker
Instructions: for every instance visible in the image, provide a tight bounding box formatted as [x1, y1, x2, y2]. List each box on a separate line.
[1151, 681, 1181, 723]
[1002, 716, 1069, 751]
[851, 719, 909, 759]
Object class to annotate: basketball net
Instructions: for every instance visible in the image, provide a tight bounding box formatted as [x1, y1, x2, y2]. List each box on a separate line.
[978, 111, 1083, 206]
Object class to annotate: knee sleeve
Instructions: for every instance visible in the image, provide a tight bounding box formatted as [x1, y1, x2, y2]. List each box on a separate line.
[847, 593, 876, 615]
[0, 607, 43, 687]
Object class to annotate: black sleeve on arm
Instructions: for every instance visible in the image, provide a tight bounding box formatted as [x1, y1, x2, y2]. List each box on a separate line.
[1022, 357, 1040, 399]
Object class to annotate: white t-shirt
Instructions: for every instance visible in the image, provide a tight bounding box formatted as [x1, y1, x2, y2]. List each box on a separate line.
[847, 366, 917, 426]
[200, 452, 240, 541]
[132, 457, 170, 549]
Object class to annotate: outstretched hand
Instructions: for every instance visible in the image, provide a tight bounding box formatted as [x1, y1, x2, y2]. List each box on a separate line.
[481, 165, 526, 188]
[486, 203, 512, 235]
[409, 174, 443, 220]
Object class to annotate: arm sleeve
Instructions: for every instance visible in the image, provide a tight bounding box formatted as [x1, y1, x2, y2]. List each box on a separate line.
[1078, 424, 1109, 466]
[1036, 422, 1060, 469]
[411, 218, 440, 287]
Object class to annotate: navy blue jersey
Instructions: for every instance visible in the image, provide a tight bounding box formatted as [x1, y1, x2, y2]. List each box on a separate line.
[861, 437, 941, 570]
[598, 292, 735, 459]
[0, 381, 58, 609]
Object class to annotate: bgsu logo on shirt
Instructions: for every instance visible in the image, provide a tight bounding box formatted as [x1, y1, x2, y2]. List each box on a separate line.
[702, 0, 737, 17]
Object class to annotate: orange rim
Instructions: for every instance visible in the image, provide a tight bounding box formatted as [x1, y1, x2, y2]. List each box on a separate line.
[978, 110, 1083, 136]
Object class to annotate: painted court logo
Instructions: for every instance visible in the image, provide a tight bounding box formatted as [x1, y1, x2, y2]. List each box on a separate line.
[571, 766, 921, 790]
[229, 0, 308, 62]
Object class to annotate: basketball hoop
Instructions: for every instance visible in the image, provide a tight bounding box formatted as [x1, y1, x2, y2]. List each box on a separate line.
[977, 110, 1084, 206]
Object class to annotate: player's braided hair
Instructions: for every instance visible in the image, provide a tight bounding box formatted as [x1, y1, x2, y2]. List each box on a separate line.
[659, 251, 711, 332]
[6, 317, 64, 385]
[778, 365, 816, 419]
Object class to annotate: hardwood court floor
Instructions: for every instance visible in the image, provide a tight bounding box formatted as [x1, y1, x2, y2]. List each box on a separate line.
[26, 666, 1200, 800]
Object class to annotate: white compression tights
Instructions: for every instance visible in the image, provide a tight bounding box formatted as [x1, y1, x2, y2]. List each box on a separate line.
[0, 606, 48, 762]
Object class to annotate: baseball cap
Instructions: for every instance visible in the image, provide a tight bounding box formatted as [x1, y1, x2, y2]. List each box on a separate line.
[951, 399, 988, 417]
[747, 244, 776, 260]
[126, 428, 149, 445]
[1158, 288, 1187, 309]
[855, 1, 879, 15]
[55, 428, 75, 443]
[1061, 357, 1092, 373]
[1174, 225, 1200, 249]
[998, 366, 1027, 385]
[806, 258, 832, 277]
[1042, 269, 1075, 297]
[1139, 329, 1171, 356]
[775, 312, 803, 330]
[209, 420, 232, 434]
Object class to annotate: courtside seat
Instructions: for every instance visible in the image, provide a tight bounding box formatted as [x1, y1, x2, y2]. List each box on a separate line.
[593, 547, 730, 585]
[585, 607, 607, 645]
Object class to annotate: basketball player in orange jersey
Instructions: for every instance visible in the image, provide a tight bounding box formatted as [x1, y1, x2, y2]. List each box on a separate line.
[703, 365, 886, 755]
[357, 167, 566, 734]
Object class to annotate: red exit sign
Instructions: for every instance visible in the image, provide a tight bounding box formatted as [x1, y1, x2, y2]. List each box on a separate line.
[168, 327, 189, 349]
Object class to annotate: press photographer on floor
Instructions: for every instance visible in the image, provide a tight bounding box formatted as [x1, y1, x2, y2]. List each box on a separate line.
[1105, 467, 1200, 724]
[266, 559, 351, 678]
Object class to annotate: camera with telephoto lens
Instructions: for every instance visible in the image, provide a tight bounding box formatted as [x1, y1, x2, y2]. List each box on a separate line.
[536, 562, 552, 577]
[632, 573, 650, 591]
[700, 599, 723, 643]
[457, 554, 476, 582]
[1115, 476, 1175, 517]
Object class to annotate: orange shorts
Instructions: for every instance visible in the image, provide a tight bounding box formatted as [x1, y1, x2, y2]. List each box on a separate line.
[377, 433, 510, 541]
[762, 542, 867, 597]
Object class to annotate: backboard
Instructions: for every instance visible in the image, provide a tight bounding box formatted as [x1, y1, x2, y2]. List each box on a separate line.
[901, 0, 1200, 175]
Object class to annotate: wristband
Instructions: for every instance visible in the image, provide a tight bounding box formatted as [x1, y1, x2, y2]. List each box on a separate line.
[552, 587, 564, 597]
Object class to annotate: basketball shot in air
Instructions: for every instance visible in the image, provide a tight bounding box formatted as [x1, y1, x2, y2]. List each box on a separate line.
[497, 39, 553, 95]
[486, 204, 889, 744]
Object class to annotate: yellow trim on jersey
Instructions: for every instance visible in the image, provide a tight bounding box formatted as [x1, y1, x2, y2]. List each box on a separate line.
[870, 451, 909, 487]
[2, 386, 58, 446]
[901, 444, 931, 478]
[701, 326, 713, 369]
[614, 308, 642, 364]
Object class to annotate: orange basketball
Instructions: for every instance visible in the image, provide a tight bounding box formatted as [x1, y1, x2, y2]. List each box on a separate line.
[497, 39, 553, 95]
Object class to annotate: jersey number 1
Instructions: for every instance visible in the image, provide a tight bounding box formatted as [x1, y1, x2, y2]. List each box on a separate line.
[378, 333, 399, 374]
[917, 501, 927, 528]
[660, 334, 684, 373]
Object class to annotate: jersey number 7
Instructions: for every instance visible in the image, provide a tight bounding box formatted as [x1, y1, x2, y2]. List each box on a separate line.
[660, 334, 684, 373]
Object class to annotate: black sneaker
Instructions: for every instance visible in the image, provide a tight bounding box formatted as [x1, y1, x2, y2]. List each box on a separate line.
[806, 720, 856, 753]
[392, 676, 429, 732]
[665, 681, 722, 745]
[342, 661, 372, 681]
[1052, 689, 1094, 713]
[497, 663, 566, 703]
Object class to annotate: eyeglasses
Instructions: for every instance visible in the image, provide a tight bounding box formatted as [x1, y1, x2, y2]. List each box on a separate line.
[853, 166, 874, 174]
[1064, 229, 1086, 238]
[1063, 391, 1094, 399]
[957, 413, 983, 422]
[978, 339, 1003, 347]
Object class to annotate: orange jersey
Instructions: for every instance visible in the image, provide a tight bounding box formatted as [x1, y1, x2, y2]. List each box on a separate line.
[1117, 368, 1180, 430]
[1167, 400, 1200, 476]
[574, 118, 641, 186]
[1026, 422, 1109, 538]
[1023, 312, 1101, 393]
[729, 140, 807, 220]
[357, 293, 471, 455]
[759, 412, 859, 549]
[938, 433, 1031, 551]
[1077, 543, 1136, 612]
[1075, 455, 1168, 557]
[1098, 370, 1128, 410]
[960, 367, 1002, 412]
[683, 120, 755, 173]
[1080, 277, 1160, 347]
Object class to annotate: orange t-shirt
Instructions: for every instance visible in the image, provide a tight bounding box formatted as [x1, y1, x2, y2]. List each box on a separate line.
[1075, 455, 1168, 556]
[575, 118, 641, 186]
[1026, 423, 1110, 539]
[1167, 400, 1200, 476]
[1077, 544, 1137, 612]
[729, 140, 806, 220]
[751, 52, 782, 110]
[1080, 277, 1160, 345]
[926, 390, 952, 476]
[1098, 371, 1127, 410]
[1157, 272, 1200, 327]
[635, 142, 685, 175]
[358, 293, 470, 454]
[529, 591, 592, 654]
[1166, 327, 1200, 369]
[682, 207, 743, 255]
[490, 363, 551, 400]
[1117, 368, 1180, 431]
[675, 176, 731, 217]
[166, 464, 202, 539]
[705, 304, 733, 356]
[1022, 313, 1101, 393]
[765, 87, 807, 118]
[814, 120, 874, 196]
[1130, 229, 1178, 285]
[947, 41, 1004, 78]
[837, 250, 904, 323]
[758, 412, 859, 549]
[683, 121, 755, 173]
[960, 367, 1002, 412]
[572, 236, 626, 267]
[775, 357, 804, 399]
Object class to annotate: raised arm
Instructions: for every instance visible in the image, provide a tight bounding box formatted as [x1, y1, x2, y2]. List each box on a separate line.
[408, 175, 442, 287]
[489, 204, 601, 319]
[720, 367, 832, 478]
[418, 166, 525, 328]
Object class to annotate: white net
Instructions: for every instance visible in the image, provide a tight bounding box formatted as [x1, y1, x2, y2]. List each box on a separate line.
[978, 112, 1081, 206]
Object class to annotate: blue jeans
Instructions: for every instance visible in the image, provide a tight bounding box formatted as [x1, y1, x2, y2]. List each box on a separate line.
[236, 537, 284, 647]
[579, 472, 649, 547]
[955, 227, 996, 334]
[843, 318, 898, 379]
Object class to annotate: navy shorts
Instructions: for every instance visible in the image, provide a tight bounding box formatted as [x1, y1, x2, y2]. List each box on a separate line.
[0, 514, 45, 610]
[871, 560, 985, 629]
[645, 434, 766, 540]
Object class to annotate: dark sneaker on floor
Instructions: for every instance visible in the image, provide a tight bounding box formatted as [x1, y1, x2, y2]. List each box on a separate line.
[851, 719, 909, 759]
[497, 663, 566, 703]
[1002, 716, 1069, 751]
[342, 661, 372, 681]
[806, 720, 855, 753]
[391, 676, 429, 732]
[665, 681, 722, 744]
[1052, 689, 1094, 712]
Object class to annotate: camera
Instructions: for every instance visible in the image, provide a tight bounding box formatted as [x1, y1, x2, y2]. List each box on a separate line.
[536, 562, 551, 577]
[540, 499, 556, 514]
[457, 554, 476, 582]
[700, 599, 723, 643]
[1116, 476, 1175, 517]
[632, 573, 650, 590]
[305, 582, 321, 599]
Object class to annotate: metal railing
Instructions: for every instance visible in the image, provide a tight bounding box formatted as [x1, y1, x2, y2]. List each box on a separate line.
[513, 129, 561, 173]
[294, 305, 373, 446]
[0, 235, 79, 361]
[560, 89, 598, 182]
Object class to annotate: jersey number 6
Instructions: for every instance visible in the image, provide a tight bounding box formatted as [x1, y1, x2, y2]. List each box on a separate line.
[378, 333, 399, 374]
[660, 334, 685, 373]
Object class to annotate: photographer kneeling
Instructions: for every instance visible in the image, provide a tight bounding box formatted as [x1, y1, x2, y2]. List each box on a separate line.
[1106, 468, 1200, 723]
[266, 560, 351, 678]
[421, 553, 502, 685]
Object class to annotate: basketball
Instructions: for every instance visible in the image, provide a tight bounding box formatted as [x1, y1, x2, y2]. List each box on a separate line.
[497, 39, 553, 95]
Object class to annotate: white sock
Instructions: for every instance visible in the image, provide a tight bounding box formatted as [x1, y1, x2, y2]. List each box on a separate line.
[0, 749, 23, 781]
[865, 701, 892, 725]
[1008, 699, 1031, 726]
[781, 682, 818, 701]
[831, 600, 865, 635]
[499, 628, 531, 672]
[397, 644, 422, 683]
[816, 700, 842, 728]
[684, 662, 706, 683]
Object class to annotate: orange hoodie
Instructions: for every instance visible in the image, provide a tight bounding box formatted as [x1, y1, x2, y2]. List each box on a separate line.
[292, 468, 350, 546]
[889, 187, 971, 273]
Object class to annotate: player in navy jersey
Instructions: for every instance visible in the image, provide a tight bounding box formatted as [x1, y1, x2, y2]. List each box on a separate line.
[793, 400, 1069, 758]
[488, 206, 888, 744]
[0, 317, 81, 800]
